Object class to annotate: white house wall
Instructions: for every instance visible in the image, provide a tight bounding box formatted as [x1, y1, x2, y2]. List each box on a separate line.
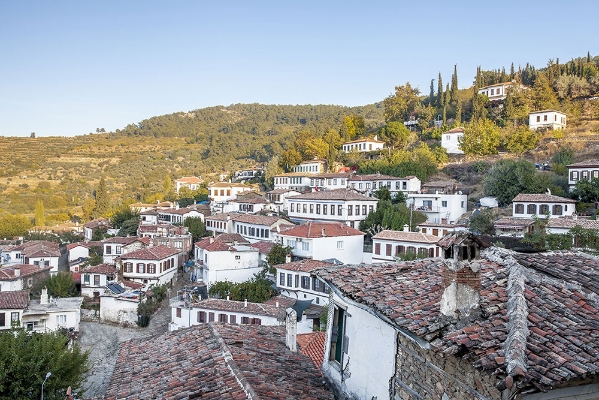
[170, 306, 281, 331]
[100, 296, 139, 326]
[442, 133, 464, 154]
[204, 251, 261, 286]
[322, 291, 397, 400]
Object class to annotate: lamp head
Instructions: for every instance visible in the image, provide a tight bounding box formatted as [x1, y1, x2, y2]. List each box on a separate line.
[45, 372, 52, 379]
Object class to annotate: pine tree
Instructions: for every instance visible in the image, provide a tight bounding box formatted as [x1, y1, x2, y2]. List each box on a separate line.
[94, 177, 109, 217]
[436, 73, 443, 108]
[588, 51, 592, 64]
[510, 62, 515, 80]
[34, 199, 45, 227]
[455, 101, 462, 125]
[450, 65, 458, 103]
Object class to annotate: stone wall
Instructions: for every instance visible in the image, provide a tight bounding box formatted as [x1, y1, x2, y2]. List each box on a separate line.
[81, 308, 100, 322]
[392, 334, 501, 400]
[100, 296, 139, 327]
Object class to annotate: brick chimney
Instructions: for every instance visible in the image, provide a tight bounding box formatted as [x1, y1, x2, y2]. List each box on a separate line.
[438, 232, 484, 319]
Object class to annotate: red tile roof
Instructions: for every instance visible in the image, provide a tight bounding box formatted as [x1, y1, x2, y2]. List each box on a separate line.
[349, 173, 409, 182]
[316, 247, 599, 393]
[175, 176, 203, 183]
[443, 127, 464, 134]
[0, 264, 52, 281]
[195, 233, 252, 252]
[190, 298, 287, 320]
[122, 280, 143, 290]
[547, 217, 599, 230]
[512, 193, 577, 203]
[0, 290, 29, 309]
[81, 264, 117, 275]
[297, 332, 326, 370]
[250, 241, 276, 255]
[567, 159, 599, 168]
[83, 219, 111, 229]
[120, 245, 180, 261]
[66, 242, 88, 251]
[372, 230, 439, 244]
[103, 237, 144, 245]
[105, 324, 333, 400]
[289, 188, 378, 201]
[278, 222, 363, 238]
[276, 259, 335, 272]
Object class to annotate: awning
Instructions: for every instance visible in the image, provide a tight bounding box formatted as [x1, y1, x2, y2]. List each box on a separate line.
[291, 299, 313, 322]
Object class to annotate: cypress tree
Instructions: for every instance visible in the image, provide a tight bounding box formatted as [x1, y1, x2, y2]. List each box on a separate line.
[429, 79, 435, 106]
[450, 65, 458, 102]
[436, 73, 443, 108]
[94, 177, 109, 217]
[510, 63, 515, 80]
[34, 199, 45, 227]
[455, 101, 462, 125]
[588, 51, 592, 63]
[444, 83, 450, 107]
[443, 105, 447, 125]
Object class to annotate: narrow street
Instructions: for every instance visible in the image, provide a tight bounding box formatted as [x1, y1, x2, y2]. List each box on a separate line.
[77, 273, 190, 398]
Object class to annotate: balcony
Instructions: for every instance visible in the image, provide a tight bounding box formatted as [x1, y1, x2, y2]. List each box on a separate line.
[414, 206, 441, 212]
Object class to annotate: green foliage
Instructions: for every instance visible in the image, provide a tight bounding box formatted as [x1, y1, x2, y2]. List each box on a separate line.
[378, 121, 415, 150]
[209, 273, 275, 303]
[118, 218, 140, 237]
[208, 280, 235, 299]
[531, 73, 559, 111]
[341, 115, 366, 140]
[91, 226, 109, 241]
[483, 159, 550, 206]
[522, 215, 549, 250]
[266, 243, 293, 271]
[0, 328, 89, 400]
[383, 82, 421, 123]
[503, 126, 540, 155]
[358, 143, 440, 182]
[183, 216, 206, 242]
[0, 214, 32, 239]
[110, 207, 139, 229]
[570, 226, 599, 250]
[42, 272, 78, 298]
[545, 233, 573, 250]
[460, 119, 501, 156]
[93, 177, 109, 218]
[137, 299, 155, 327]
[34, 199, 45, 227]
[468, 209, 496, 235]
[359, 200, 426, 237]
[572, 178, 599, 203]
[396, 248, 430, 261]
[279, 149, 302, 172]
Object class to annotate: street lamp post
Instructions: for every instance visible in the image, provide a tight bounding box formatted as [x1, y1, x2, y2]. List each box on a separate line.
[41, 372, 51, 400]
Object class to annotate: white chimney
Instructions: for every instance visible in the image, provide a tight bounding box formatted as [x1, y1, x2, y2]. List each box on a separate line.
[14, 268, 20, 277]
[41, 287, 49, 305]
[276, 301, 279, 308]
[286, 308, 297, 352]
[403, 224, 410, 232]
[321, 228, 326, 237]
[285, 254, 291, 264]
[226, 295, 230, 301]
[244, 299, 248, 307]
[546, 188, 551, 195]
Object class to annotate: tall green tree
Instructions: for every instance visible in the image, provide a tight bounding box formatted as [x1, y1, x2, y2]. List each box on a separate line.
[572, 177, 599, 203]
[503, 126, 540, 155]
[42, 272, 78, 298]
[450, 64, 458, 103]
[34, 199, 45, 227]
[436, 73, 443, 108]
[468, 209, 496, 235]
[279, 149, 302, 172]
[460, 119, 501, 156]
[184, 216, 206, 242]
[531, 73, 559, 111]
[378, 121, 414, 150]
[0, 329, 89, 400]
[383, 82, 421, 122]
[342, 115, 365, 140]
[266, 243, 293, 267]
[429, 79, 435, 105]
[0, 214, 32, 239]
[93, 177, 109, 218]
[483, 159, 549, 206]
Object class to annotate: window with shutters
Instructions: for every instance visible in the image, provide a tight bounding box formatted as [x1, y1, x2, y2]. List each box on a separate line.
[230, 315, 236, 324]
[553, 205, 563, 215]
[209, 312, 215, 322]
[218, 314, 228, 323]
[241, 316, 250, 324]
[94, 275, 100, 286]
[329, 305, 348, 365]
[198, 311, 206, 323]
[287, 274, 293, 287]
[515, 204, 524, 214]
[386, 244, 392, 256]
[527, 204, 537, 214]
[539, 204, 549, 214]
[251, 318, 262, 325]
[279, 272, 285, 286]
[176, 308, 181, 318]
[301, 276, 310, 289]
[374, 243, 381, 255]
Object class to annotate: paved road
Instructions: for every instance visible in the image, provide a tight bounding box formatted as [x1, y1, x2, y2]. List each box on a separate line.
[78, 273, 188, 398]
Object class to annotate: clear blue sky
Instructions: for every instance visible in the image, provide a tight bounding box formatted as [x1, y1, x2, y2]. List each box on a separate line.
[1, 1, 597, 137]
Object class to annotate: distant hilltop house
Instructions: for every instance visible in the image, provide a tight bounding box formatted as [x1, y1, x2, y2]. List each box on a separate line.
[441, 127, 464, 154]
[341, 136, 385, 153]
[477, 81, 519, 102]
[291, 159, 326, 173]
[529, 109, 566, 131]
[174, 176, 203, 193]
[567, 159, 599, 190]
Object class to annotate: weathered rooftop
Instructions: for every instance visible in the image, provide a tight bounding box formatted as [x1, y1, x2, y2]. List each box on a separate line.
[278, 221, 363, 238]
[105, 323, 333, 399]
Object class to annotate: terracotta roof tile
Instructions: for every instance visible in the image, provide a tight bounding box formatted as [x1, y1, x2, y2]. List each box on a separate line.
[512, 193, 577, 203]
[120, 245, 180, 260]
[0, 290, 29, 309]
[175, 176, 203, 183]
[250, 241, 276, 255]
[278, 222, 363, 238]
[0, 264, 52, 281]
[567, 159, 599, 168]
[547, 217, 599, 230]
[297, 332, 326, 371]
[349, 173, 412, 181]
[105, 324, 332, 400]
[190, 299, 287, 320]
[81, 264, 118, 275]
[277, 259, 335, 271]
[372, 230, 439, 244]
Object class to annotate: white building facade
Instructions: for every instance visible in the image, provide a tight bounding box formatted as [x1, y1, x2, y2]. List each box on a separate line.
[372, 229, 440, 262]
[512, 193, 577, 219]
[407, 192, 468, 224]
[567, 159, 599, 190]
[529, 110, 566, 131]
[341, 137, 385, 153]
[119, 245, 180, 286]
[441, 127, 464, 154]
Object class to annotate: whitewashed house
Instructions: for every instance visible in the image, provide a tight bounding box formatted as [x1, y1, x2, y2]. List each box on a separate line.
[273, 172, 314, 192]
[441, 127, 464, 154]
[22, 287, 83, 333]
[529, 110, 566, 131]
[204, 213, 232, 235]
[175, 176, 203, 193]
[81, 264, 117, 298]
[169, 298, 286, 331]
[66, 242, 89, 264]
[208, 182, 254, 212]
[1, 241, 60, 274]
[223, 192, 271, 214]
[119, 245, 180, 286]
[276, 259, 333, 306]
[287, 188, 379, 229]
[232, 214, 295, 243]
[372, 229, 440, 263]
[83, 219, 111, 241]
[349, 174, 421, 198]
[341, 136, 385, 153]
[418, 222, 467, 238]
[291, 159, 326, 173]
[0, 291, 29, 330]
[99, 292, 140, 326]
[512, 192, 576, 219]
[477, 82, 516, 102]
[139, 209, 160, 225]
[273, 221, 365, 265]
[193, 234, 261, 287]
[546, 217, 599, 236]
[265, 189, 302, 213]
[102, 237, 148, 265]
[157, 207, 205, 225]
[407, 192, 467, 224]
[309, 173, 351, 191]
[0, 264, 52, 292]
[567, 159, 599, 190]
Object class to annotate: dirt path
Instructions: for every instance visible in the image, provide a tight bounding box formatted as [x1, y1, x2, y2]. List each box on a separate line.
[78, 273, 189, 398]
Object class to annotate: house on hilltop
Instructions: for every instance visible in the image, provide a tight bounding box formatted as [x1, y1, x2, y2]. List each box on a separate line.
[441, 126, 464, 154]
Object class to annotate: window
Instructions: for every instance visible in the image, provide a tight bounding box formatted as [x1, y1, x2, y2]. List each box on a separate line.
[347, 205, 353, 216]
[198, 311, 206, 322]
[515, 204, 524, 214]
[302, 242, 310, 251]
[301, 276, 310, 289]
[124, 263, 133, 273]
[490, 89, 495, 95]
[312, 276, 320, 291]
[309, 204, 314, 214]
[94, 275, 100, 286]
[303, 204, 307, 213]
[287, 274, 293, 287]
[537, 116, 541, 122]
[396, 245, 405, 255]
[280, 273, 285, 286]
[106, 246, 112, 255]
[148, 264, 156, 274]
[241, 316, 250, 324]
[83, 274, 90, 284]
[374, 243, 381, 255]
[116, 246, 121, 254]
[251, 318, 262, 325]
[544, 115, 548, 121]
[230, 315, 236, 324]
[295, 275, 299, 288]
[329, 306, 348, 364]
[323, 205, 328, 215]
[553, 205, 563, 215]
[176, 308, 182, 318]
[582, 171, 589, 179]
[571, 171, 579, 181]
[386, 244, 392, 256]
[137, 263, 145, 274]
[291, 203, 295, 212]
[362, 205, 367, 215]
[218, 314, 228, 323]
[0, 313, 4, 327]
[56, 314, 66, 326]
[316, 204, 321, 214]
[235, 255, 241, 260]
[338, 205, 343, 215]
[330, 205, 335, 215]
[441, 201, 448, 207]
[209, 312, 215, 322]
[337, 241, 344, 250]
[539, 204, 549, 214]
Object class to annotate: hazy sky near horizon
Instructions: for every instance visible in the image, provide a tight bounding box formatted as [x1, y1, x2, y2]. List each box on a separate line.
[1, 1, 597, 137]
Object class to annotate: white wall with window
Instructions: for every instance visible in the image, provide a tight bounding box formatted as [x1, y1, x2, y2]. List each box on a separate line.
[511, 194, 576, 219]
[194, 246, 261, 289]
[274, 230, 365, 265]
[276, 268, 330, 306]
[567, 160, 599, 190]
[321, 290, 396, 400]
[529, 110, 566, 131]
[406, 193, 467, 224]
